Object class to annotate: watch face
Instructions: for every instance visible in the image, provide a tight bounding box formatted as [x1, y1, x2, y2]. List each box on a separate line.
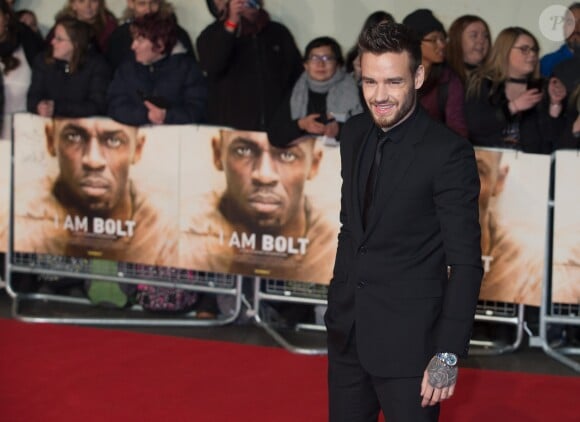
[438, 352, 457, 366]
[446, 354, 458, 366]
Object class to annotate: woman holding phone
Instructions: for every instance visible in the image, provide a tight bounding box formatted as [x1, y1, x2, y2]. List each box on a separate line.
[465, 27, 566, 153]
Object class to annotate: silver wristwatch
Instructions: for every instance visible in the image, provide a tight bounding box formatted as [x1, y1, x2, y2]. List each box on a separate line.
[436, 352, 458, 367]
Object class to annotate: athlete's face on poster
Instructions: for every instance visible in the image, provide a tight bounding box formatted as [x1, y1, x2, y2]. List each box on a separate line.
[475, 149, 508, 219]
[213, 130, 322, 231]
[46, 118, 145, 214]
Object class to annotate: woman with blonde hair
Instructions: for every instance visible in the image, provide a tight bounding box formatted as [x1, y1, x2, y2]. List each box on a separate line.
[465, 27, 566, 153]
[446, 15, 491, 85]
[48, 0, 118, 54]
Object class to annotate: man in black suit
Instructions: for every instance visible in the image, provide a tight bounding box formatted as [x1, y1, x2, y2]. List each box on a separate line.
[324, 22, 483, 421]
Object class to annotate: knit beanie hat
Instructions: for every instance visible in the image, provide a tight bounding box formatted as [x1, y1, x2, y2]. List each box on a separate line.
[402, 9, 445, 39]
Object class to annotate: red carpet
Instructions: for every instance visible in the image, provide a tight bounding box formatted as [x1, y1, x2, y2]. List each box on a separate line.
[1, 319, 578, 422]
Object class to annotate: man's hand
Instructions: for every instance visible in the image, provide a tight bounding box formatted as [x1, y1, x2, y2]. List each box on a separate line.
[144, 100, 166, 125]
[420, 355, 458, 407]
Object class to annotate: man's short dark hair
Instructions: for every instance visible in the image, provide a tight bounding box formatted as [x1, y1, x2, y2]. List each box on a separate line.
[358, 22, 422, 74]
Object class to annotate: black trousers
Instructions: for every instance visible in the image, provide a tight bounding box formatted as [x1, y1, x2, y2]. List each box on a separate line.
[328, 327, 439, 422]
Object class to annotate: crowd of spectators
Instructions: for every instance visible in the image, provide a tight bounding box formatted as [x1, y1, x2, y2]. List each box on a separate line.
[0, 0, 578, 151]
[2, 0, 580, 320]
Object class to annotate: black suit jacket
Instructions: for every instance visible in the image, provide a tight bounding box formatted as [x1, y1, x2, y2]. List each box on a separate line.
[325, 107, 483, 378]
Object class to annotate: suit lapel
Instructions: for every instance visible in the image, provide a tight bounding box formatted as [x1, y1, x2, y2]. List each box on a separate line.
[362, 108, 430, 238]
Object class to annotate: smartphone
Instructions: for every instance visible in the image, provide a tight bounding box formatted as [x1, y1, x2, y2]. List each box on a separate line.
[527, 78, 544, 92]
[315, 113, 329, 124]
[137, 89, 170, 109]
[246, 0, 260, 9]
[144, 95, 170, 109]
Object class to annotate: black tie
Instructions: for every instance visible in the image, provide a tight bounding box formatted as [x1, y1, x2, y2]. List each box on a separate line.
[363, 134, 388, 229]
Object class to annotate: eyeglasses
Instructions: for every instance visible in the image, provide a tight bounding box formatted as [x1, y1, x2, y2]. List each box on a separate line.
[422, 36, 447, 44]
[512, 45, 539, 56]
[53, 36, 71, 43]
[308, 55, 337, 64]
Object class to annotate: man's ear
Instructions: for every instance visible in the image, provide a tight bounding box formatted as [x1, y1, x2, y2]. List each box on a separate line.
[45, 120, 56, 157]
[132, 132, 146, 164]
[492, 165, 509, 196]
[211, 136, 224, 171]
[414, 64, 425, 90]
[306, 140, 323, 180]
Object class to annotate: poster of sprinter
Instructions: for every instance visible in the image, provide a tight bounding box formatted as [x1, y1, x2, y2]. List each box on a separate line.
[179, 126, 340, 284]
[12, 113, 180, 267]
[552, 150, 580, 305]
[475, 148, 550, 306]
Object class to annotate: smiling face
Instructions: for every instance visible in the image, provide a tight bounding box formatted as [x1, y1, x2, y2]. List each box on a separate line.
[461, 21, 490, 66]
[212, 130, 322, 233]
[508, 34, 539, 78]
[361, 51, 424, 130]
[47, 118, 144, 216]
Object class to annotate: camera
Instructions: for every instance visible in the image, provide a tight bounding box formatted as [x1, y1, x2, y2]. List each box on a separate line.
[246, 0, 260, 9]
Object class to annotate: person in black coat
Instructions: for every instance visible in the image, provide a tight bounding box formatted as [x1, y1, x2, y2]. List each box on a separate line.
[196, 0, 303, 131]
[322, 23, 482, 422]
[27, 17, 111, 118]
[552, 55, 580, 149]
[107, 12, 206, 126]
[106, 0, 195, 70]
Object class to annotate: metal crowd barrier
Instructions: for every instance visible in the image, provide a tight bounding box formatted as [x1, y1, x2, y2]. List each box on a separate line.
[253, 277, 327, 355]
[541, 301, 580, 372]
[538, 172, 580, 373]
[470, 300, 525, 355]
[7, 252, 243, 327]
[252, 276, 528, 356]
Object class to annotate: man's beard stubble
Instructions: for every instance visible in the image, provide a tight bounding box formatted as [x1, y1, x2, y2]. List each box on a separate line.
[371, 88, 416, 130]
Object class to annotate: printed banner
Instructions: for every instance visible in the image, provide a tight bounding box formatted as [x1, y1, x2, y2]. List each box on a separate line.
[178, 127, 341, 284]
[12, 114, 180, 267]
[11, 115, 341, 284]
[475, 148, 551, 306]
[0, 140, 9, 253]
[552, 150, 580, 305]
